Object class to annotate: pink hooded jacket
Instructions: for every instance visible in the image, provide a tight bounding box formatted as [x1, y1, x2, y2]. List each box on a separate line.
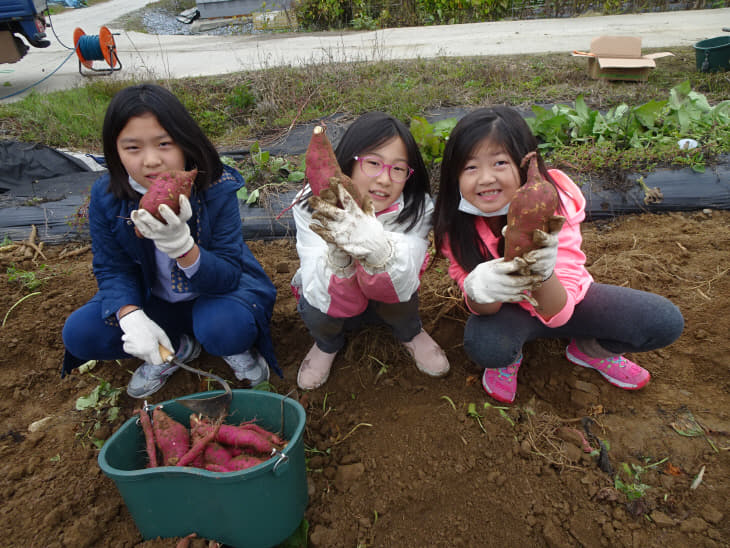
[441, 169, 593, 327]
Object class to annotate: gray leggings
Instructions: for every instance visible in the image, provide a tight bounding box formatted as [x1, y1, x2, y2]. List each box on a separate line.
[464, 283, 684, 369]
[297, 293, 423, 353]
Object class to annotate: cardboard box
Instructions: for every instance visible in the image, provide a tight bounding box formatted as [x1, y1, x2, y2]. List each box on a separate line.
[572, 36, 674, 81]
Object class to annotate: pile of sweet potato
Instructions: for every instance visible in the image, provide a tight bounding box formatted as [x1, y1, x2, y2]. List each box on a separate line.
[136, 406, 287, 472]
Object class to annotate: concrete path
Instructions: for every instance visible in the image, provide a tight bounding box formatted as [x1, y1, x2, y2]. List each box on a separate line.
[2, 3, 729, 101]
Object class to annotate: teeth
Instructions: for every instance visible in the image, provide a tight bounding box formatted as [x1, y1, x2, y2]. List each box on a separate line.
[372, 191, 387, 198]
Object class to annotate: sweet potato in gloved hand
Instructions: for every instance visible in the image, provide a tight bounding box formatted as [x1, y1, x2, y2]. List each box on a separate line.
[131, 194, 195, 260]
[309, 180, 393, 270]
[316, 185, 353, 272]
[522, 215, 565, 281]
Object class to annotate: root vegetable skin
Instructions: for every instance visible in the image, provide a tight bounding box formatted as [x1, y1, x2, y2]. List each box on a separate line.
[139, 414, 286, 473]
[136, 408, 157, 468]
[304, 126, 365, 208]
[152, 407, 190, 466]
[503, 152, 559, 261]
[138, 169, 198, 223]
[305, 126, 342, 198]
[203, 442, 234, 467]
[238, 419, 286, 446]
[205, 455, 265, 473]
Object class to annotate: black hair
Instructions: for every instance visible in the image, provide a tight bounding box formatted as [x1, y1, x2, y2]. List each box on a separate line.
[101, 83, 223, 200]
[334, 111, 430, 231]
[433, 106, 561, 273]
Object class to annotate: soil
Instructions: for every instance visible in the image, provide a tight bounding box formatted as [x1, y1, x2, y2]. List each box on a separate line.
[1, 209, 729, 548]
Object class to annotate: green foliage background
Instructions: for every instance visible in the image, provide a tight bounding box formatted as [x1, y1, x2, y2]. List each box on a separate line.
[293, 0, 729, 29]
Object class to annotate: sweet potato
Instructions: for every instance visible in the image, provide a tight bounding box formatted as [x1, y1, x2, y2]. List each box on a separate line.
[503, 151, 559, 261]
[152, 406, 190, 466]
[205, 454, 265, 473]
[136, 407, 157, 468]
[203, 442, 235, 467]
[305, 126, 365, 208]
[138, 168, 197, 222]
[237, 419, 286, 447]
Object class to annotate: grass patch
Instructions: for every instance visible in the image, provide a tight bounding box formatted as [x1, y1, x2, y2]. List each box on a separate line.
[0, 46, 727, 172]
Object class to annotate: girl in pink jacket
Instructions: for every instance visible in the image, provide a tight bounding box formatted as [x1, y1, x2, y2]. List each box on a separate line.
[433, 107, 683, 403]
[292, 112, 449, 390]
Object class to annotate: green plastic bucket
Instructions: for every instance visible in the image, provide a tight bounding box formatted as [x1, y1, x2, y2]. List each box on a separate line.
[98, 390, 308, 548]
[694, 36, 730, 72]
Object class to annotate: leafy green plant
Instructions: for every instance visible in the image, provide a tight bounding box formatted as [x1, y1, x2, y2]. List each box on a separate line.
[525, 81, 730, 172]
[75, 376, 122, 449]
[409, 116, 457, 168]
[6, 263, 47, 291]
[235, 142, 305, 205]
[614, 462, 651, 501]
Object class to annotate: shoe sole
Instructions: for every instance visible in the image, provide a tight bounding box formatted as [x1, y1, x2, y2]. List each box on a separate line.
[565, 348, 648, 390]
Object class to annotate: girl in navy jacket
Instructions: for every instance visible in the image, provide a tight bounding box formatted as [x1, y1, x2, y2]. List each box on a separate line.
[62, 84, 278, 398]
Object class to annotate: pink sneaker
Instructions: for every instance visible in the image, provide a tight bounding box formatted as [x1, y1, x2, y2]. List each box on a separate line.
[481, 354, 523, 403]
[297, 343, 337, 390]
[565, 340, 650, 390]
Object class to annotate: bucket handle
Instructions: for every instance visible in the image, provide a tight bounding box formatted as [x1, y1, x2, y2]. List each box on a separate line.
[271, 447, 289, 476]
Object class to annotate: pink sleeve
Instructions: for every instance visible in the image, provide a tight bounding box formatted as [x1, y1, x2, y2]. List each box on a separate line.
[529, 170, 593, 327]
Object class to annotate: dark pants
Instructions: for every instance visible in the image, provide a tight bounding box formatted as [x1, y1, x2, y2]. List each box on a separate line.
[463, 283, 684, 369]
[297, 293, 423, 353]
[63, 294, 259, 362]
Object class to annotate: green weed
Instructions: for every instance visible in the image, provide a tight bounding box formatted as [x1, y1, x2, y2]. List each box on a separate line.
[75, 376, 122, 449]
[614, 462, 651, 501]
[6, 263, 48, 291]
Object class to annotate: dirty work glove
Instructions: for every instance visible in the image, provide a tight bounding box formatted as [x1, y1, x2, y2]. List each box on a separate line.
[131, 194, 194, 259]
[310, 181, 393, 269]
[314, 186, 354, 272]
[523, 215, 566, 281]
[463, 257, 543, 306]
[118, 309, 172, 365]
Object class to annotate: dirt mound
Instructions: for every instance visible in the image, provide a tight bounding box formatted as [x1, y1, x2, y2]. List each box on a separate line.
[0, 210, 728, 547]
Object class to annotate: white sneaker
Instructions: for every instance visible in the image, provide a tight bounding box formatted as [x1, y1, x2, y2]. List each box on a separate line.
[223, 349, 270, 386]
[402, 330, 450, 378]
[297, 343, 337, 390]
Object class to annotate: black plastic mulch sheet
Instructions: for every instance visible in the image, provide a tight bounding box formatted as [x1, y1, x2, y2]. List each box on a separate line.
[1, 135, 729, 244]
[581, 160, 730, 220]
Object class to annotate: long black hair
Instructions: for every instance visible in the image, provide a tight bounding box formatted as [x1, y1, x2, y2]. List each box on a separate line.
[334, 111, 430, 231]
[433, 106, 561, 273]
[102, 83, 223, 200]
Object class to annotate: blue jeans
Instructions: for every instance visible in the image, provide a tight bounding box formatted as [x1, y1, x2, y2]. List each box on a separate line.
[62, 294, 259, 367]
[297, 293, 423, 353]
[463, 283, 684, 369]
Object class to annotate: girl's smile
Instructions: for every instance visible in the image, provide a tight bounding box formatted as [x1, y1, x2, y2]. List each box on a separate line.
[458, 139, 521, 215]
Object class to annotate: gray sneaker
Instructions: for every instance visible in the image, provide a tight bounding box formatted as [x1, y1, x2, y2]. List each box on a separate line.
[126, 334, 201, 399]
[223, 349, 270, 386]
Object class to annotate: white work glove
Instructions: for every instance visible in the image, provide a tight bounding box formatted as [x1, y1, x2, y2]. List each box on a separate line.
[310, 181, 393, 269]
[523, 215, 566, 281]
[131, 194, 195, 259]
[463, 257, 543, 306]
[118, 309, 172, 365]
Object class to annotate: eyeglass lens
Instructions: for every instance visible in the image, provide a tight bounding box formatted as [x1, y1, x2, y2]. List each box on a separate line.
[359, 156, 411, 182]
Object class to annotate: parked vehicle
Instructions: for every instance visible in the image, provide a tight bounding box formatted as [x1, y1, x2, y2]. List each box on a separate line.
[0, 0, 50, 64]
